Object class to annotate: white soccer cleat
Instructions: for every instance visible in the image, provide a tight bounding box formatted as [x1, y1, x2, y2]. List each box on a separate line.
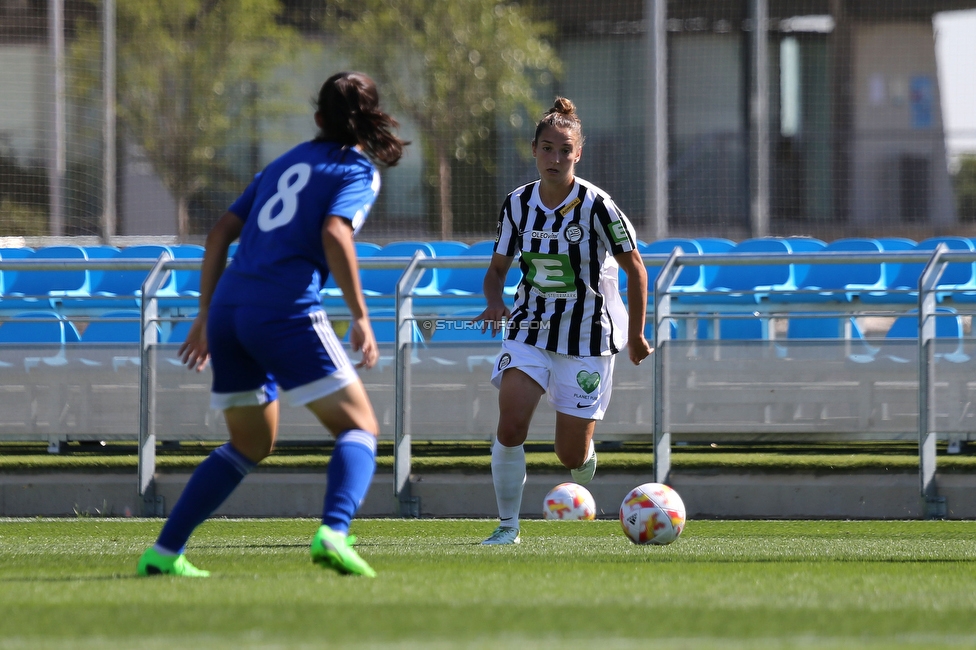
[481, 526, 521, 545]
[570, 439, 598, 485]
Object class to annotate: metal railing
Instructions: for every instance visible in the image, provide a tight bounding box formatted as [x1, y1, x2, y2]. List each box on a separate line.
[2, 248, 972, 519]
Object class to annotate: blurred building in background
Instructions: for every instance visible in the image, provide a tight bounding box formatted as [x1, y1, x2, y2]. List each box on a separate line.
[1, 0, 975, 243]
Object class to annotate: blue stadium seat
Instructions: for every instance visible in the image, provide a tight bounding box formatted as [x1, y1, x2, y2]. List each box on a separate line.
[364, 241, 440, 296]
[782, 237, 827, 288]
[81, 246, 121, 300]
[0, 310, 80, 344]
[0, 246, 90, 309]
[696, 314, 766, 340]
[769, 238, 886, 303]
[0, 310, 80, 374]
[71, 311, 149, 377]
[358, 310, 425, 345]
[861, 236, 976, 304]
[786, 314, 866, 340]
[427, 241, 471, 298]
[641, 238, 705, 293]
[441, 240, 521, 296]
[62, 245, 178, 310]
[781, 314, 872, 360]
[166, 317, 195, 344]
[78, 311, 144, 343]
[695, 238, 736, 288]
[784, 237, 827, 252]
[0, 247, 36, 298]
[429, 240, 470, 257]
[849, 308, 968, 364]
[327, 241, 441, 313]
[676, 238, 797, 304]
[171, 244, 205, 293]
[322, 241, 382, 296]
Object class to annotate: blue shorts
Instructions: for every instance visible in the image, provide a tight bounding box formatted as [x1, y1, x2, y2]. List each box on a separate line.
[207, 304, 358, 410]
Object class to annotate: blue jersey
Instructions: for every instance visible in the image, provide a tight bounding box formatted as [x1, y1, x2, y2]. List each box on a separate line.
[213, 140, 380, 310]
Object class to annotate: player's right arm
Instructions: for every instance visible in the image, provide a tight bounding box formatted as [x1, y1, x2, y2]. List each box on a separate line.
[473, 199, 517, 336]
[475, 253, 514, 337]
[179, 210, 243, 371]
[322, 214, 378, 369]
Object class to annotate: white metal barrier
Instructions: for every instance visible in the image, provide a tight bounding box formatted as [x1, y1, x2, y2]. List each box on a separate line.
[1, 249, 974, 518]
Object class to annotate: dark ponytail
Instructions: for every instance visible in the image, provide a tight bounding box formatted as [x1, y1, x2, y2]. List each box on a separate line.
[314, 71, 409, 167]
[533, 96, 585, 147]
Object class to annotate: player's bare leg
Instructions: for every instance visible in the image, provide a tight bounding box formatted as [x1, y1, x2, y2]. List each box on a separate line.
[483, 369, 544, 545]
[555, 412, 598, 484]
[225, 401, 280, 462]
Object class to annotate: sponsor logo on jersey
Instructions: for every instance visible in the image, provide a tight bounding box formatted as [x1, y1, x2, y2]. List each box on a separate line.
[495, 219, 502, 243]
[576, 370, 601, 394]
[563, 223, 584, 245]
[609, 220, 630, 244]
[530, 288, 577, 300]
[559, 197, 581, 216]
[498, 353, 512, 371]
[527, 230, 560, 240]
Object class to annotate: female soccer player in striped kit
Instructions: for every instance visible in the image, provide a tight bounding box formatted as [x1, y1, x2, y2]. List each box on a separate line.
[475, 97, 652, 545]
[137, 71, 407, 577]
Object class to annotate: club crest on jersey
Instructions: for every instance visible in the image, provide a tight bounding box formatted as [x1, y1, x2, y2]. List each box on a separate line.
[563, 223, 584, 245]
[498, 353, 512, 371]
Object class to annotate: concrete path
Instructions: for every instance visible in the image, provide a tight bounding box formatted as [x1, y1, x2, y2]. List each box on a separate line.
[2, 469, 974, 519]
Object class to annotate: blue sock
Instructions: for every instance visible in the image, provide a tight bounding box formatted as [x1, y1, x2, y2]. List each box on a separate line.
[156, 443, 256, 554]
[322, 429, 377, 534]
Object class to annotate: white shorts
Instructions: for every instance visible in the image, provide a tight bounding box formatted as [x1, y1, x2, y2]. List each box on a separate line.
[490, 339, 615, 421]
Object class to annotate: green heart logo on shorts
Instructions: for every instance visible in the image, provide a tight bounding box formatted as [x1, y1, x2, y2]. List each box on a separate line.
[576, 371, 601, 394]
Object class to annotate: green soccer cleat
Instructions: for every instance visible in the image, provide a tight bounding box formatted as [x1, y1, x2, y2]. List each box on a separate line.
[310, 526, 377, 578]
[570, 439, 598, 485]
[481, 525, 521, 545]
[137, 547, 210, 578]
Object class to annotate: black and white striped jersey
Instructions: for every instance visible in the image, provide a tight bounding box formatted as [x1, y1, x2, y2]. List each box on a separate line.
[493, 177, 638, 357]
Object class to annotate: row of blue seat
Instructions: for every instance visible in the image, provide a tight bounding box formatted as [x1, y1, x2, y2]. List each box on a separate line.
[639, 235, 976, 304]
[0, 244, 203, 312]
[3, 236, 976, 314]
[0, 311, 187, 345]
[0, 305, 968, 352]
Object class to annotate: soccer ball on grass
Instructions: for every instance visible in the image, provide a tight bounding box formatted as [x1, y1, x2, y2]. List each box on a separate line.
[619, 482, 686, 545]
[543, 482, 596, 520]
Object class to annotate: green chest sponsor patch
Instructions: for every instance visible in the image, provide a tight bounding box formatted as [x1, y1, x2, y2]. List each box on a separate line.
[576, 370, 601, 394]
[521, 251, 576, 293]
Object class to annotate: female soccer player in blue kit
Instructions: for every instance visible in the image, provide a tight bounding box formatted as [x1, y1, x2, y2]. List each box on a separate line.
[137, 71, 407, 578]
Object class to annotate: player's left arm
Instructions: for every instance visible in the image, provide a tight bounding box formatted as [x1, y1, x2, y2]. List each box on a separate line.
[594, 200, 652, 366]
[322, 214, 378, 369]
[615, 249, 653, 366]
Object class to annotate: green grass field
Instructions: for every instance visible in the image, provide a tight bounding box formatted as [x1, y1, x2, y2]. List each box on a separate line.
[3, 519, 976, 649]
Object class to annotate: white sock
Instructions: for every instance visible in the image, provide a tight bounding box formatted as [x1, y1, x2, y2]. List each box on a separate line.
[152, 543, 180, 557]
[491, 441, 526, 529]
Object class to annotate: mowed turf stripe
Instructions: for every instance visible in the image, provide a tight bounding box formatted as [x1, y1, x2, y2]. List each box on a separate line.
[1, 519, 976, 648]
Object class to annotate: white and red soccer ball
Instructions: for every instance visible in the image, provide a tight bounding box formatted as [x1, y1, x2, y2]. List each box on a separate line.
[619, 482, 686, 545]
[543, 482, 597, 520]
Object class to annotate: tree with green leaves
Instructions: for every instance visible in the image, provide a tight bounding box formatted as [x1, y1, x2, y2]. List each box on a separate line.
[955, 155, 976, 222]
[333, 0, 561, 238]
[73, 0, 304, 240]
